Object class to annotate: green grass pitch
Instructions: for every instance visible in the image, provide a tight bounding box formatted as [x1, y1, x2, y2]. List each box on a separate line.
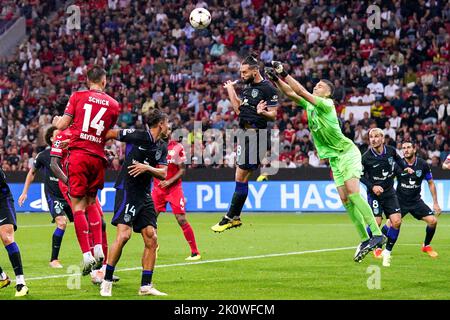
[1, 212, 449, 300]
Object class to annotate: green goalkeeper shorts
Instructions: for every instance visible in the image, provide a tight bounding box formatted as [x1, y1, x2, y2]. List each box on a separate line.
[329, 144, 363, 187]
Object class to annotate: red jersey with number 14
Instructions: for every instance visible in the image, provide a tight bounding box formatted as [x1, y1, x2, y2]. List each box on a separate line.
[154, 140, 186, 190]
[64, 89, 119, 160]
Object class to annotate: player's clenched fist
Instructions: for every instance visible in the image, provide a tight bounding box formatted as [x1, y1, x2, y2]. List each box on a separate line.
[372, 185, 384, 196]
[271, 61, 288, 77]
[264, 67, 278, 81]
[52, 116, 62, 127]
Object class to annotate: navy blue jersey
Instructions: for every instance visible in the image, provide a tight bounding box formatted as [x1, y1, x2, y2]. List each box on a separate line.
[396, 157, 433, 204]
[361, 145, 407, 194]
[114, 129, 168, 193]
[239, 79, 278, 129]
[34, 148, 64, 199]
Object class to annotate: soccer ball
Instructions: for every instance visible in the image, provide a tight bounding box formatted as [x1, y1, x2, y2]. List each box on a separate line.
[189, 8, 211, 29]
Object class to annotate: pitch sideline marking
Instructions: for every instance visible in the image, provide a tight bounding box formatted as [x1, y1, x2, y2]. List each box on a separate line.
[16, 246, 356, 282]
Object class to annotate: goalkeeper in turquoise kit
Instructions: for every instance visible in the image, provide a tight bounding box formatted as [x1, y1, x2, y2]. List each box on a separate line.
[265, 62, 385, 262]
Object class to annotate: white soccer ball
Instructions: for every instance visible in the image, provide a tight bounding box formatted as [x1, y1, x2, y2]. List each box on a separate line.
[189, 8, 211, 29]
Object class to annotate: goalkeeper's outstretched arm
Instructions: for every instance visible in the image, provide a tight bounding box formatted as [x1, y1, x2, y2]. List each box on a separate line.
[265, 68, 303, 105]
[284, 74, 316, 105]
[270, 61, 317, 105]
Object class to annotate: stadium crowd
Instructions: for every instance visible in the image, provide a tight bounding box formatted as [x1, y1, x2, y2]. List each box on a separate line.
[0, 0, 449, 172]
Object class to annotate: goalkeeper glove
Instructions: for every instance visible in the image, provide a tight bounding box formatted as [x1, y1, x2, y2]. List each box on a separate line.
[264, 67, 279, 81]
[271, 61, 288, 77]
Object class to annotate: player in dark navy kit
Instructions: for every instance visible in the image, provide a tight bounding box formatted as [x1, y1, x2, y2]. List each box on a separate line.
[394, 141, 441, 257]
[0, 168, 28, 296]
[361, 128, 413, 267]
[211, 56, 279, 232]
[18, 127, 73, 269]
[99, 108, 169, 297]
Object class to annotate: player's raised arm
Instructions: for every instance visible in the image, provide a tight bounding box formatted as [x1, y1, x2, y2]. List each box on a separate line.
[223, 80, 242, 115]
[270, 61, 317, 105]
[265, 69, 304, 106]
[52, 115, 72, 130]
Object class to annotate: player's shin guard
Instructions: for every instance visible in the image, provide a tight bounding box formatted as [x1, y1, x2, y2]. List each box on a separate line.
[344, 201, 369, 241]
[73, 210, 91, 253]
[225, 182, 248, 220]
[102, 219, 108, 265]
[181, 223, 199, 255]
[386, 227, 400, 251]
[51, 228, 65, 261]
[348, 193, 382, 236]
[86, 204, 102, 245]
[5, 243, 24, 279]
[424, 225, 436, 246]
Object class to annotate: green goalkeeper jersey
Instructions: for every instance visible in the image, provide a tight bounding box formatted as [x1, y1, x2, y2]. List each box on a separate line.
[297, 96, 354, 159]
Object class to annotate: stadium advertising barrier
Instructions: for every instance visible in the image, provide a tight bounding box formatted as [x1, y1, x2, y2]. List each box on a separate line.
[10, 180, 450, 213]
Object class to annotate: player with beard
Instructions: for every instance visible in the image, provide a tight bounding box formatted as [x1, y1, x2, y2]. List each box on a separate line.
[394, 141, 441, 257]
[211, 56, 279, 233]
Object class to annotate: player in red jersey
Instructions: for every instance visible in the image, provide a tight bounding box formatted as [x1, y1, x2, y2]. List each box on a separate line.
[50, 128, 119, 284]
[152, 133, 200, 261]
[52, 66, 120, 275]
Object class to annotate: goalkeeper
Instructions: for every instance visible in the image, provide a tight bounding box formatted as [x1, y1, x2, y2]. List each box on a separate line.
[265, 62, 385, 262]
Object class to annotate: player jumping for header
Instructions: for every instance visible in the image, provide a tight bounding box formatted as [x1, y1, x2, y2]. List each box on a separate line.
[211, 56, 279, 233]
[265, 62, 385, 262]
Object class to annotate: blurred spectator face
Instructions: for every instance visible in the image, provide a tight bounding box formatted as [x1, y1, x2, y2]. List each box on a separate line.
[431, 156, 440, 167]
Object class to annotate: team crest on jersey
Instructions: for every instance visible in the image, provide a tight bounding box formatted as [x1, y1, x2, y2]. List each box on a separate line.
[388, 157, 393, 166]
[124, 213, 131, 223]
[416, 170, 422, 177]
[54, 140, 61, 148]
[155, 149, 162, 161]
[251, 89, 259, 98]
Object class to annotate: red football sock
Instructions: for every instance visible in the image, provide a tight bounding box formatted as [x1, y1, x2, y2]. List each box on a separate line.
[181, 222, 199, 255]
[86, 204, 102, 246]
[102, 222, 108, 265]
[73, 210, 91, 253]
